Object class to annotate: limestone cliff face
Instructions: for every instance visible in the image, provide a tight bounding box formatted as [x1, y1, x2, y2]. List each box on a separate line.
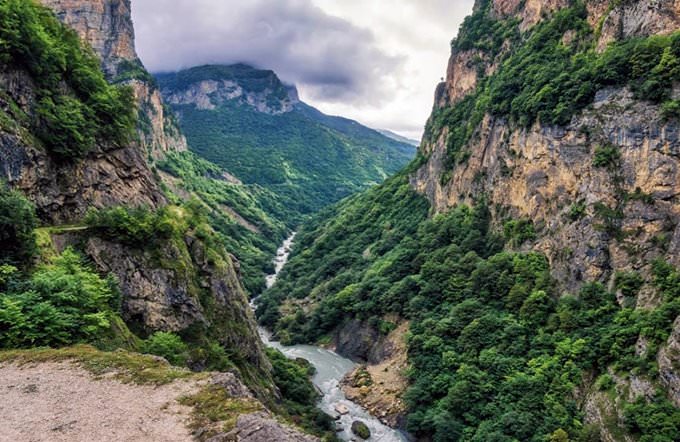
[416, 0, 680, 294]
[50, 230, 270, 374]
[163, 78, 300, 115]
[40, 0, 187, 158]
[1, 0, 188, 222]
[414, 1, 680, 437]
[39, 0, 136, 78]
[158, 64, 301, 116]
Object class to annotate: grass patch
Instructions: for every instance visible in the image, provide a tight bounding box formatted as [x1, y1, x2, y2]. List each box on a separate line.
[179, 384, 262, 439]
[0, 345, 196, 385]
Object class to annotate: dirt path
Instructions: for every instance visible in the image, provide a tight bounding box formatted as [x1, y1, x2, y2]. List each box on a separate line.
[0, 362, 198, 442]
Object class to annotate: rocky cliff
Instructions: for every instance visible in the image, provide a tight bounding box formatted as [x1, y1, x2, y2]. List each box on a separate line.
[0, 67, 165, 223]
[1, 0, 188, 222]
[40, 0, 187, 158]
[413, 0, 680, 439]
[415, 0, 680, 295]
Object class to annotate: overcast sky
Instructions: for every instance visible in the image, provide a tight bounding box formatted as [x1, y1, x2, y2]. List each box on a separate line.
[132, 0, 475, 141]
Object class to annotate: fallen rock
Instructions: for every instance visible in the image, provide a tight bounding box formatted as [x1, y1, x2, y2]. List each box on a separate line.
[334, 403, 350, 415]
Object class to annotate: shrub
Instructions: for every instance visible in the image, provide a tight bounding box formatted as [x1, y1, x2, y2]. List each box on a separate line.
[503, 218, 536, 246]
[592, 144, 621, 168]
[0, 248, 118, 347]
[594, 373, 614, 391]
[84, 206, 181, 246]
[0, 185, 38, 265]
[567, 201, 586, 221]
[142, 332, 189, 366]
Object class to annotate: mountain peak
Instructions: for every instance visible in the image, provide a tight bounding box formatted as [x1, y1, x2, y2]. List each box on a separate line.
[157, 64, 300, 115]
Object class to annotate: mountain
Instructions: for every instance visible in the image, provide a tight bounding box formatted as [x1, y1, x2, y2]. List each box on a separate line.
[258, 0, 680, 440]
[156, 64, 416, 218]
[377, 129, 420, 146]
[0, 1, 336, 439]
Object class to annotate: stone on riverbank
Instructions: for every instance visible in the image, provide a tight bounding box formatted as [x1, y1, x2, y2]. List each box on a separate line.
[351, 420, 371, 439]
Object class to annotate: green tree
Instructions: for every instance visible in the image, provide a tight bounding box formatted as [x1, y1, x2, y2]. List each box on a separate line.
[0, 185, 38, 265]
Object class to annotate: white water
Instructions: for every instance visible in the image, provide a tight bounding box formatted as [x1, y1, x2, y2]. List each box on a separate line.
[253, 233, 409, 442]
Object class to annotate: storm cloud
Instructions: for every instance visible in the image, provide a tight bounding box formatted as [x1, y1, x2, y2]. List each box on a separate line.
[132, 0, 402, 105]
[132, 0, 475, 139]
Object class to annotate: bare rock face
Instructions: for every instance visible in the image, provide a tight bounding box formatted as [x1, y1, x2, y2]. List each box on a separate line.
[0, 0, 190, 221]
[39, 0, 136, 78]
[340, 322, 410, 428]
[215, 412, 319, 442]
[162, 77, 300, 115]
[75, 234, 270, 371]
[416, 1, 680, 295]
[593, 0, 680, 51]
[414, 87, 680, 294]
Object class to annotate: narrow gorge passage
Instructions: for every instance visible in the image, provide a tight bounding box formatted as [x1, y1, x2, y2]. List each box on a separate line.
[252, 234, 409, 442]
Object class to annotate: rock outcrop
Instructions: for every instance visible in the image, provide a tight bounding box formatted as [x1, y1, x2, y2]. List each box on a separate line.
[339, 321, 409, 428]
[86, 233, 270, 371]
[416, 0, 680, 297]
[414, 87, 680, 294]
[1, 0, 189, 222]
[215, 412, 319, 442]
[2, 0, 272, 392]
[40, 0, 187, 159]
[39, 0, 136, 78]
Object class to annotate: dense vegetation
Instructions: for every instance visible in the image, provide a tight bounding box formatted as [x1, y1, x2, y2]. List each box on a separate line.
[157, 151, 290, 294]
[0, 185, 38, 265]
[428, 1, 680, 169]
[258, 170, 680, 441]
[0, 0, 136, 158]
[157, 65, 414, 219]
[0, 248, 124, 348]
[256, 171, 430, 334]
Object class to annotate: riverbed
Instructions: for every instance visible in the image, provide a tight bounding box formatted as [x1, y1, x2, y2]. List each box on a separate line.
[254, 233, 409, 442]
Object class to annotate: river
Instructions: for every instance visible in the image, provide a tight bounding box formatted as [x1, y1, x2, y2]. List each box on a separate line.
[253, 233, 409, 442]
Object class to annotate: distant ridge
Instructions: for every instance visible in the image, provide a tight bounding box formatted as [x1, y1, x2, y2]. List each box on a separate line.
[377, 129, 420, 147]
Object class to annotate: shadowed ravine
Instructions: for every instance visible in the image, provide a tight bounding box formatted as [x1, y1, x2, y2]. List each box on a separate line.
[252, 234, 409, 441]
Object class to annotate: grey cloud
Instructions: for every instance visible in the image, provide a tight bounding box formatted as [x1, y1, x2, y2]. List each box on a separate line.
[132, 0, 404, 105]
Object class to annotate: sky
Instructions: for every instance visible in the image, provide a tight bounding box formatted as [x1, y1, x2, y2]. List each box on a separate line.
[131, 0, 475, 141]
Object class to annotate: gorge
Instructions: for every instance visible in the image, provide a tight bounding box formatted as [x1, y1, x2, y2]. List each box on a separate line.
[2, 0, 680, 441]
[255, 234, 408, 441]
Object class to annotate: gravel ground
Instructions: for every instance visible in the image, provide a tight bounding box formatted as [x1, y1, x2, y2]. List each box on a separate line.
[0, 362, 198, 442]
